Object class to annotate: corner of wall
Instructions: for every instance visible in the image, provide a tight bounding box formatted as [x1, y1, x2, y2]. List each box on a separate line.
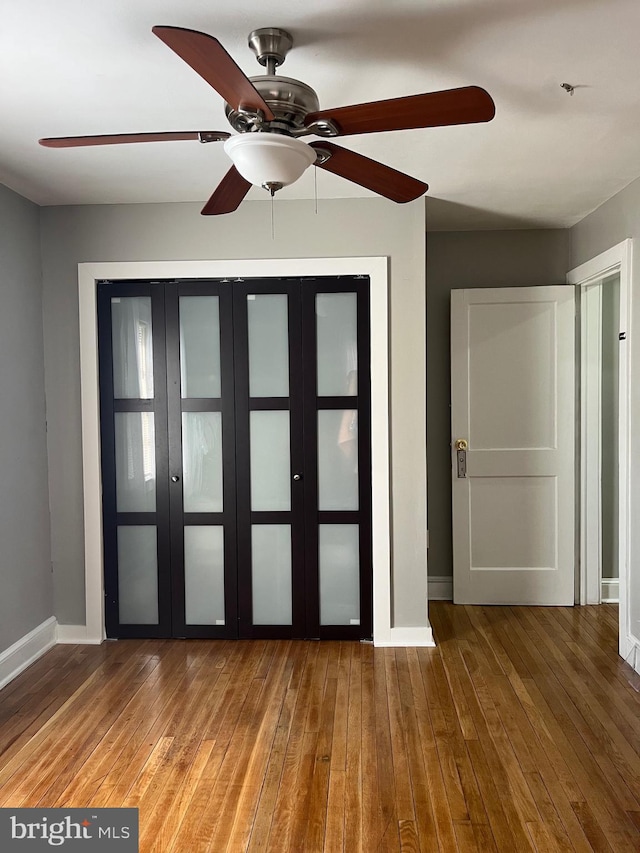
[0, 618, 57, 691]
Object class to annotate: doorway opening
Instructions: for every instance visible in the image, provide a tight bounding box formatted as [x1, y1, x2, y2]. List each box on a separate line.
[578, 272, 621, 605]
[568, 239, 633, 663]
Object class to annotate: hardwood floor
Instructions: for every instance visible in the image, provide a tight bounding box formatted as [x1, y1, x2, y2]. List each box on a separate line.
[0, 603, 639, 851]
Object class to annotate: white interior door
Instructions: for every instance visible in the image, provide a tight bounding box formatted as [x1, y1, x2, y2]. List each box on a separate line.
[451, 286, 575, 605]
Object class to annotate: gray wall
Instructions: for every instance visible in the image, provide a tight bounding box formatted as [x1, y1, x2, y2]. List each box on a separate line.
[40, 197, 428, 628]
[425, 228, 571, 579]
[570, 175, 640, 650]
[0, 185, 53, 653]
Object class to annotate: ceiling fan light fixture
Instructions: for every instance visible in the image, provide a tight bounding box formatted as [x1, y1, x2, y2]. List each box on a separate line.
[223, 133, 316, 191]
[39, 25, 494, 214]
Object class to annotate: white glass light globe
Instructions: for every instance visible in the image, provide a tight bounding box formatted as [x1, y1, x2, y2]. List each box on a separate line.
[223, 134, 317, 188]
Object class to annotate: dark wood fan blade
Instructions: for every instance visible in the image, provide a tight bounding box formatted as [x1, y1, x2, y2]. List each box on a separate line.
[153, 26, 274, 120]
[310, 142, 427, 203]
[39, 131, 230, 147]
[305, 86, 495, 136]
[201, 166, 252, 215]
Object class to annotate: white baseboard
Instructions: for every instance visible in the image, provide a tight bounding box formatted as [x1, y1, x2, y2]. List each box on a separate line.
[0, 617, 57, 691]
[375, 626, 435, 647]
[621, 633, 640, 676]
[601, 578, 619, 603]
[428, 576, 453, 601]
[56, 624, 103, 645]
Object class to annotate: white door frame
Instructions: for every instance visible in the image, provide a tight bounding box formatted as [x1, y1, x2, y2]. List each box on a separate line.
[578, 279, 604, 604]
[75, 257, 398, 646]
[567, 240, 632, 659]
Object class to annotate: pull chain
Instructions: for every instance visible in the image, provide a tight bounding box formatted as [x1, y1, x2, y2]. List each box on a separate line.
[264, 182, 281, 240]
[314, 166, 318, 215]
[271, 191, 275, 240]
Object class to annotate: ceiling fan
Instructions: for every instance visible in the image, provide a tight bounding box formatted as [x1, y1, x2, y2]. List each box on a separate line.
[39, 25, 496, 215]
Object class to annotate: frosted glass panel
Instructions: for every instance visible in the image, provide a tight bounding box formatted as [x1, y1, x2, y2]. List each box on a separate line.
[248, 294, 289, 397]
[250, 411, 291, 511]
[252, 525, 292, 625]
[319, 524, 360, 626]
[118, 526, 158, 624]
[182, 412, 223, 512]
[316, 293, 358, 396]
[318, 410, 359, 510]
[179, 296, 221, 398]
[114, 412, 156, 512]
[184, 526, 225, 625]
[111, 297, 154, 399]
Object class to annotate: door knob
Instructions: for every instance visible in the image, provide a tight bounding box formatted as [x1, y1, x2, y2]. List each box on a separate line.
[454, 440, 467, 479]
[171, 475, 180, 483]
[293, 473, 302, 481]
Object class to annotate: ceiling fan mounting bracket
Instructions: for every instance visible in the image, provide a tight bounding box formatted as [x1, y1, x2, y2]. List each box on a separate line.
[248, 28, 293, 74]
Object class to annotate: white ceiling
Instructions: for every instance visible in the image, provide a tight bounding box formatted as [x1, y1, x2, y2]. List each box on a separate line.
[2, 0, 640, 230]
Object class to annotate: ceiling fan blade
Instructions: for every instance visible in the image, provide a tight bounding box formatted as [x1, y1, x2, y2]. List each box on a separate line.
[39, 131, 230, 148]
[310, 142, 427, 203]
[305, 86, 495, 136]
[152, 26, 275, 120]
[201, 166, 252, 215]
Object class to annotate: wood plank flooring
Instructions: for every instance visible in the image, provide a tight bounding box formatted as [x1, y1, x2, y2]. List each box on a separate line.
[0, 603, 639, 851]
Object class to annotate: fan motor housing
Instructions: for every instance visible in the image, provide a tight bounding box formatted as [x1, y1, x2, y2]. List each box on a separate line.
[225, 75, 320, 134]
